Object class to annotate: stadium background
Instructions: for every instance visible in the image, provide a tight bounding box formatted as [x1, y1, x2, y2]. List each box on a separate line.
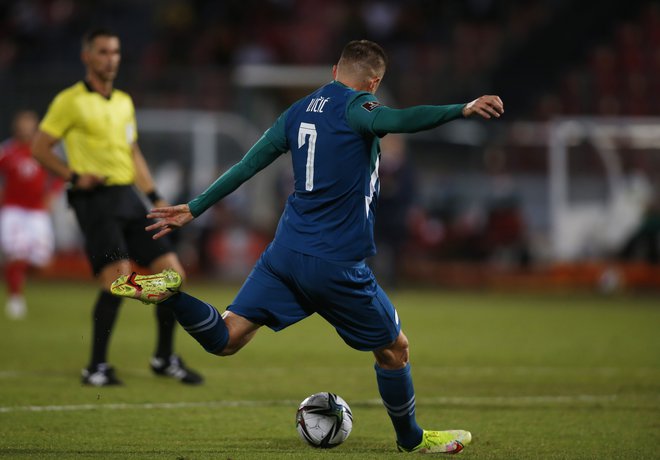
[1, 0, 659, 290]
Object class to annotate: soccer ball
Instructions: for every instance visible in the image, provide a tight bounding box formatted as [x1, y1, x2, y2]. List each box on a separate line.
[295, 392, 353, 448]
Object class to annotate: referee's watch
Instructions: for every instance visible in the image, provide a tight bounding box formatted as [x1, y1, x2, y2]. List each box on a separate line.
[69, 172, 80, 186]
[146, 190, 163, 204]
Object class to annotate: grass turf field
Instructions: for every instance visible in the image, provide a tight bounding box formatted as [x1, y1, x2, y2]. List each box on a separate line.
[0, 280, 659, 459]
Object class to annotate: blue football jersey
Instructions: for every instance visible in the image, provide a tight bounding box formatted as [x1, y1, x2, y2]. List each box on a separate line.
[265, 81, 381, 261]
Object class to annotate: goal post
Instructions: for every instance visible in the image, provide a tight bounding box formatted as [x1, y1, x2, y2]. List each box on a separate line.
[548, 117, 660, 261]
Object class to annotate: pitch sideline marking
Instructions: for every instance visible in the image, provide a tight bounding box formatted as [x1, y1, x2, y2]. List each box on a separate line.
[0, 395, 621, 414]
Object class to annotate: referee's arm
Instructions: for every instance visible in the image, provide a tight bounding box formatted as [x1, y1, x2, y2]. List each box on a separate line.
[32, 131, 105, 190]
[132, 142, 166, 207]
[32, 130, 74, 182]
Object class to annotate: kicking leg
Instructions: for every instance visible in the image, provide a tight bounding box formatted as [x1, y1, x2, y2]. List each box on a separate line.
[373, 331, 471, 454]
[111, 270, 260, 356]
[158, 293, 260, 356]
[217, 311, 260, 356]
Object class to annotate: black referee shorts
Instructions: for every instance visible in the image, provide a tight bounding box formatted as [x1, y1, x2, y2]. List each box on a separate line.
[68, 185, 174, 275]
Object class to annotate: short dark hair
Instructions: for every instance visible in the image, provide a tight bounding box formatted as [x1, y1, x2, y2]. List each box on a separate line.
[338, 40, 388, 78]
[82, 27, 118, 49]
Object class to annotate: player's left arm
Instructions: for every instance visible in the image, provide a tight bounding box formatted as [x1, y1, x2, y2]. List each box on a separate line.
[460, 95, 504, 119]
[132, 142, 167, 207]
[348, 94, 503, 136]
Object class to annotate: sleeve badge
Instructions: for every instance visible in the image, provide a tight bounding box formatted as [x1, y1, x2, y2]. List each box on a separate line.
[361, 101, 381, 112]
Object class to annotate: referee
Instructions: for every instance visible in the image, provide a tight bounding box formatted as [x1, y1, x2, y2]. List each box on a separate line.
[32, 27, 202, 386]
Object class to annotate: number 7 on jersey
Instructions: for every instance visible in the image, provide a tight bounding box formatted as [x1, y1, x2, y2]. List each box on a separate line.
[298, 122, 317, 191]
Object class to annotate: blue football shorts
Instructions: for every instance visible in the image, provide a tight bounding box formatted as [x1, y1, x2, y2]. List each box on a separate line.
[228, 242, 401, 351]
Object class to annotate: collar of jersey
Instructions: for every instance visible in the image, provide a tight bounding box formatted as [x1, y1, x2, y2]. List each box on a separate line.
[83, 80, 113, 100]
[332, 80, 351, 89]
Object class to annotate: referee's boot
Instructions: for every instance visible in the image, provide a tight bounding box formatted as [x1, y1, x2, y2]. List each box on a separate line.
[150, 354, 203, 385]
[111, 269, 182, 304]
[81, 363, 123, 386]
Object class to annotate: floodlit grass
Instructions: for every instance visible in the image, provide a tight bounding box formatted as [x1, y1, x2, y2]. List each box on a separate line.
[1, 281, 659, 459]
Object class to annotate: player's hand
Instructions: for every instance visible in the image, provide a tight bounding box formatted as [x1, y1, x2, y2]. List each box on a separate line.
[462, 95, 504, 119]
[146, 204, 194, 240]
[75, 173, 106, 190]
[152, 198, 170, 208]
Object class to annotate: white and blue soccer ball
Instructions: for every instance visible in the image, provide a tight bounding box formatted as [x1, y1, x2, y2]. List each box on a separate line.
[295, 392, 353, 448]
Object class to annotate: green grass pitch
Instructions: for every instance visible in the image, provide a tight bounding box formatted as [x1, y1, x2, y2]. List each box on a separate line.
[1, 280, 659, 459]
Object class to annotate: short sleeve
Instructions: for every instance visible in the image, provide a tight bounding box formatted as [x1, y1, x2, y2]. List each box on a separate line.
[345, 92, 384, 137]
[127, 98, 138, 143]
[39, 92, 73, 139]
[263, 109, 290, 153]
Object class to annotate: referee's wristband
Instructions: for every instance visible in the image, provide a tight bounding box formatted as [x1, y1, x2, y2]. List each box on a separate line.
[146, 190, 162, 204]
[69, 172, 80, 186]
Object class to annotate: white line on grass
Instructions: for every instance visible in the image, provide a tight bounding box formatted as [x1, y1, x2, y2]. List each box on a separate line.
[1, 366, 657, 380]
[0, 395, 620, 414]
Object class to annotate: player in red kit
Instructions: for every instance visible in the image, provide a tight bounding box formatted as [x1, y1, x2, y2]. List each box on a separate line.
[0, 111, 63, 319]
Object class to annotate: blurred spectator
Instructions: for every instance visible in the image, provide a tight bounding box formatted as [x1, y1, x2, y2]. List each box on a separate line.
[534, 1, 659, 119]
[618, 200, 660, 264]
[617, 163, 660, 265]
[197, 200, 269, 281]
[372, 134, 416, 286]
[0, 0, 559, 121]
[481, 147, 531, 268]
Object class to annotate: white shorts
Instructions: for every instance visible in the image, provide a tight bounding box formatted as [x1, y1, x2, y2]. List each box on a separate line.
[0, 206, 55, 266]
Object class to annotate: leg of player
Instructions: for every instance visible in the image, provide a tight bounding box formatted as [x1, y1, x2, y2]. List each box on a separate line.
[146, 253, 203, 385]
[157, 294, 261, 356]
[373, 331, 472, 454]
[5, 258, 28, 320]
[373, 332, 424, 449]
[111, 270, 261, 356]
[81, 259, 129, 386]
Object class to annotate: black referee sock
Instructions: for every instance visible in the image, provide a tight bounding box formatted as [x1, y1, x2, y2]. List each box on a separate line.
[89, 290, 121, 368]
[154, 303, 176, 358]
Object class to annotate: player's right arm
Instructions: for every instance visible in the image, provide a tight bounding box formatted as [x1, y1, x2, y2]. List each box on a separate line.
[147, 117, 288, 240]
[186, 134, 285, 218]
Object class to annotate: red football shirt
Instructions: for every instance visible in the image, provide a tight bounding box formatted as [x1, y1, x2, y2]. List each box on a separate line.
[0, 139, 62, 210]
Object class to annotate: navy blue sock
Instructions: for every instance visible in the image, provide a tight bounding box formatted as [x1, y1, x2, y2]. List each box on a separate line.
[160, 292, 229, 354]
[375, 363, 424, 449]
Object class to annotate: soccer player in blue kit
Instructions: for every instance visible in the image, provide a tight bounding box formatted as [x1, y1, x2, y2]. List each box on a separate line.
[112, 40, 503, 454]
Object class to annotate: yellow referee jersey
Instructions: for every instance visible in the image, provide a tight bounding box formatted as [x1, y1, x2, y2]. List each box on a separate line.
[40, 81, 138, 186]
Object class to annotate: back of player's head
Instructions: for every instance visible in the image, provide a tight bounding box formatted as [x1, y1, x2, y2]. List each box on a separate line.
[82, 27, 119, 50]
[337, 40, 388, 81]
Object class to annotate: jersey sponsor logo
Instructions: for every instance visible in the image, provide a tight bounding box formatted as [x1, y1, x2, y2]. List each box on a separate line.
[361, 101, 381, 112]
